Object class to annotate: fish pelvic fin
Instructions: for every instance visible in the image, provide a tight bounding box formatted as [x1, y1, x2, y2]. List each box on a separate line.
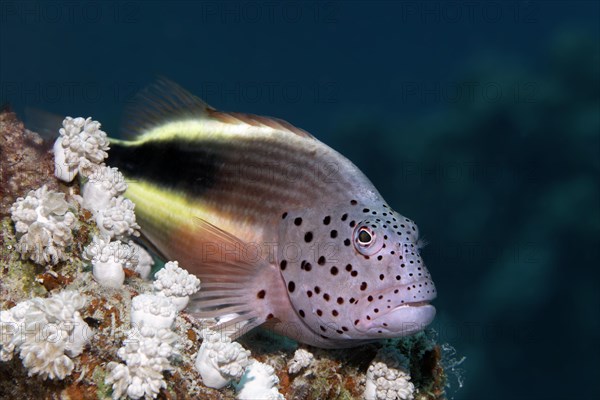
[121, 77, 315, 142]
[186, 217, 284, 340]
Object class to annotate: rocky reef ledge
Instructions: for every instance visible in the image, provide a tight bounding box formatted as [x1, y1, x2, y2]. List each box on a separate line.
[0, 109, 448, 400]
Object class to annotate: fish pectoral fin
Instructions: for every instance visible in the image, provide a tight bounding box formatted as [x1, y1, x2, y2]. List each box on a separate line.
[186, 217, 281, 339]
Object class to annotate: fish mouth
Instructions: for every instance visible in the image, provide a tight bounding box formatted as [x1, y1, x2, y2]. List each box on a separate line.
[398, 300, 430, 307]
[368, 302, 436, 336]
[353, 280, 437, 337]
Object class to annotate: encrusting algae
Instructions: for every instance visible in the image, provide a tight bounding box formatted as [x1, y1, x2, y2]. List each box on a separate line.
[0, 105, 451, 399]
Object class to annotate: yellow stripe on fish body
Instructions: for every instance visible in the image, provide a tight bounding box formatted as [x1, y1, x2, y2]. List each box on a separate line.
[124, 179, 267, 252]
[124, 181, 195, 233]
[133, 118, 310, 145]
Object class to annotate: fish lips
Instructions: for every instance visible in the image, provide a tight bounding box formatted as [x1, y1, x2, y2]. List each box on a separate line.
[366, 302, 436, 337]
[353, 282, 437, 337]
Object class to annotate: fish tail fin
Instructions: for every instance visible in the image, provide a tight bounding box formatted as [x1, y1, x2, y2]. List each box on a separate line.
[23, 107, 68, 143]
[186, 218, 282, 339]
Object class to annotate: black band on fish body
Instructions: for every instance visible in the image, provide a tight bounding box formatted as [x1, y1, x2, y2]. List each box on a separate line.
[108, 139, 221, 196]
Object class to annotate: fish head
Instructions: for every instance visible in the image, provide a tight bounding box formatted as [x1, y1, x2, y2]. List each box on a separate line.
[277, 200, 436, 344]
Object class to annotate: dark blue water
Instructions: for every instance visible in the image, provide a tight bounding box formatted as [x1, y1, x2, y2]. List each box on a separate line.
[2, 1, 599, 399]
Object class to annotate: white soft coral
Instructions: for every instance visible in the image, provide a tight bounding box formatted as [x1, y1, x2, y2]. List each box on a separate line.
[0, 291, 91, 380]
[53, 116, 110, 181]
[81, 166, 140, 241]
[84, 235, 138, 288]
[235, 360, 284, 400]
[82, 166, 128, 213]
[10, 185, 76, 265]
[105, 294, 179, 399]
[364, 348, 415, 400]
[195, 329, 251, 389]
[287, 348, 314, 374]
[0, 300, 32, 361]
[130, 294, 177, 331]
[153, 261, 201, 311]
[130, 242, 154, 280]
[96, 196, 141, 239]
[105, 327, 178, 400]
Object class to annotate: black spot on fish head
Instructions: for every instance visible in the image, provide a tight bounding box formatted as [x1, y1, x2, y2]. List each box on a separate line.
[276, 202, 436, 341]
[348, 205, 437, 339]
[340, 203, 438, 339]
[276, 204, 371, 338]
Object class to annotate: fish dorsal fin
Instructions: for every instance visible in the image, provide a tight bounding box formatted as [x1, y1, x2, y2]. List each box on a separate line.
[120, 78, 215, 140]
[121, 78, 315, 140]
[208, 110, 315, 139]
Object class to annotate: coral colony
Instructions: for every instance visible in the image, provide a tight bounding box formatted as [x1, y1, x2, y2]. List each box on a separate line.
[194, 329, 251, 390]
[0, 115, 447, 399]
[0, 291, 90, 380]
[106, 294, 180, 399]
[10, 185, 76, 265]
[364, 348, 415, 400]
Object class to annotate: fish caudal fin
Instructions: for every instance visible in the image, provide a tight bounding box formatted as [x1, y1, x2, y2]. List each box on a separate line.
[23, 108, 65, 141]
[186, 218, 283, 339]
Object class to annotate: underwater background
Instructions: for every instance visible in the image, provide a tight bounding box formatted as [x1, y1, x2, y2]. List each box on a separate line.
[1, 1, 598, 399]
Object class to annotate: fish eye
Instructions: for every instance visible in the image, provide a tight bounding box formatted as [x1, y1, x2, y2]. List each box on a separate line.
[353, 224, 383, 256]
[357, 228, 373, 245]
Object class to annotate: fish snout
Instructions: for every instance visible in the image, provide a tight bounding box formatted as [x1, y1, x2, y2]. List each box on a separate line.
[352, 279, 437, 337]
